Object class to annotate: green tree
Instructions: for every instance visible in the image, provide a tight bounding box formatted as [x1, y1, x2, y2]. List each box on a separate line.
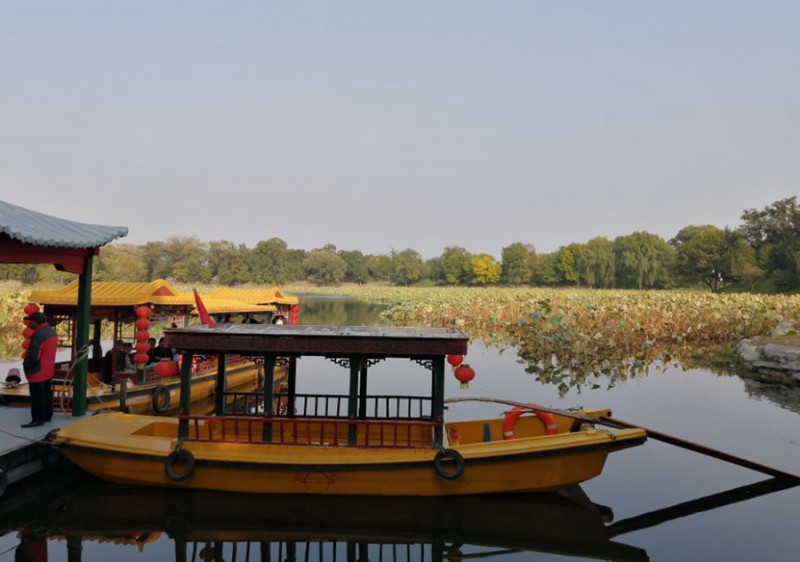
[432, 246, 472, 285]
[614, 232, 674, 289]
[339, 250, 369, 284]
[95, 244, 147, 282]
[365, 254, 393, 283]
[207, 240, 250, 285]
[532, 252, 558, 286]
[740, 197, 800, 291]
[143, 237, 211, 283]
[582, 237, 615, 288]
[557, 244, 585, 285]
[671, 225, 728, 292]
[302, 249, 347, 285]
[469, 254, 501, 285]
[727, 233, 764, 290]
[501, 243, 535, 285]
[248, 238, 302, 285]
[390, 249, 427, 286]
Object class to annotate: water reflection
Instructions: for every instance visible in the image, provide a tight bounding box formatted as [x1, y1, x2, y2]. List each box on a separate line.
[298, 296, 385, 327]
[0, 474, 647, 562]
[1, 471, 796, 562]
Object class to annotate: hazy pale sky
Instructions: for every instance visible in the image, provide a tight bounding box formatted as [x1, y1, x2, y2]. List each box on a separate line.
[1, 1, 797, 257]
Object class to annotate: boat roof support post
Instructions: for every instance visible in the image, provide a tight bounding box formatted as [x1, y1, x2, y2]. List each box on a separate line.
[432, 355, 445, 447]
[348, 356, 360, 445]
[71, 253, 93, 417]
[286, 358, 298, 418]
[214, 353, 227, 416]
[358, 360, 368, 419]
[262, 354, 277, 442]
[178, 352, 193, 441]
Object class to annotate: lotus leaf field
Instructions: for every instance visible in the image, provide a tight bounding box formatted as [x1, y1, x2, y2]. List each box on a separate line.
[3, 285, 800, 395]
[292, 286, 800, 395]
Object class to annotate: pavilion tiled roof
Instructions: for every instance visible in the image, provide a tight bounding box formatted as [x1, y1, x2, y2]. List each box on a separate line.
[0, 199, 128, 249]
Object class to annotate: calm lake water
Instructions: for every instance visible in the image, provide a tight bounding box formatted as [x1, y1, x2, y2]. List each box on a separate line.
[0, 296, 798, 561]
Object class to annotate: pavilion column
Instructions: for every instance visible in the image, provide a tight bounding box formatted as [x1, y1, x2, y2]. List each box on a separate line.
[432, 356, 445, 447]
[262, 355, 277, 442]
[72, 253, 93, 417]
[358, 361, 368, 419]
[348, 356, 360, 444]
[214, 353, 227, 415]
[178, 352, 193, 441]
[286, 358, 298, 418]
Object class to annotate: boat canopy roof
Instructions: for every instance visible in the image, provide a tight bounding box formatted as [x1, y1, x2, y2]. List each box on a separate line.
[208, 287, 299, 306]
[165, 325, 468, 357]
[31, 281, 290, 314]
[31, 279, 195, 307]
[191, 299, 277, 315]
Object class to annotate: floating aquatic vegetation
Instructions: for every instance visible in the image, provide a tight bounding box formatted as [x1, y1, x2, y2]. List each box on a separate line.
[293, 286, 800, 394]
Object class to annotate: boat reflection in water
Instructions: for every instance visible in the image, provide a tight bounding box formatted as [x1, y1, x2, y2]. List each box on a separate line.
[0, 475, 648, 562]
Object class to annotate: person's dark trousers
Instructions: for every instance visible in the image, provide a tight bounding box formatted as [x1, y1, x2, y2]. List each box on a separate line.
[44, 379, 53, 421]
[28, 381, 47, 423]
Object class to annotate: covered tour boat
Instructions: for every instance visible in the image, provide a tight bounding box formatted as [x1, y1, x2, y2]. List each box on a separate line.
[53, 325, 646, 496]
[1, 280, 290, 416]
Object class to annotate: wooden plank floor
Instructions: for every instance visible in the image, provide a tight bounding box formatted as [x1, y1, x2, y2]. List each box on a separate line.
[0, 405, 81, 489]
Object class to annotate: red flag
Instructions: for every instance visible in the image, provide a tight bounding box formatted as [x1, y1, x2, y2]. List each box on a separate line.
[193, 288, 216, 328]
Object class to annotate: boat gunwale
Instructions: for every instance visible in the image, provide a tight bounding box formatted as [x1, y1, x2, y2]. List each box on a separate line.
[56, 429, 646, 472]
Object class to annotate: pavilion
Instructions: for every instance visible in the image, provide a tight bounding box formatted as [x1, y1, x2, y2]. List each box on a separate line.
[0, 200, 128, 415]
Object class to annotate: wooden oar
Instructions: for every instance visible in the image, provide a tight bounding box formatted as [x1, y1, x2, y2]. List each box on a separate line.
[443, 396, 800, 482]
[605, 477, 799, 538]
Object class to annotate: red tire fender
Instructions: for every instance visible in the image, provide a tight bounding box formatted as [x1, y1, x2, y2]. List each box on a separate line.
[502, 403, 558, 439]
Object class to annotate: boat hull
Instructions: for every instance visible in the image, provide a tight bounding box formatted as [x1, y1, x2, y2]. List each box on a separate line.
[56, 413, 646, 496]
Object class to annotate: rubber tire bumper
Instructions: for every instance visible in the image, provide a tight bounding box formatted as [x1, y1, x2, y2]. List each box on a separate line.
[433, 448, 465, 480]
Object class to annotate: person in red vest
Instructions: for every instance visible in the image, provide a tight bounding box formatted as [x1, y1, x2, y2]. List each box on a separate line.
[21, 312, 57, 428]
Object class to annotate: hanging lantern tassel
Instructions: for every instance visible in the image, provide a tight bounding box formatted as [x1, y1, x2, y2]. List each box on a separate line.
[454, 364, 476, 390]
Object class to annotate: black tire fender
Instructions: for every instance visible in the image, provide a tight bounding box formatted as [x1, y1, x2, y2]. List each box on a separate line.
[433, 448, 465, 480]
[151, 385, 171, 415]
[164, 513, 193, 539]
[164, 448, 195, 482]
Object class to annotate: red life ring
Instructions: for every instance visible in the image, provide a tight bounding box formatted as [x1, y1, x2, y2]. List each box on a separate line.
[503, 403, 558, 439]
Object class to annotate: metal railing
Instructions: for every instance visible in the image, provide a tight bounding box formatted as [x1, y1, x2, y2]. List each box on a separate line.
[224, 392, 432, 419]
[182, 415, 437, 449]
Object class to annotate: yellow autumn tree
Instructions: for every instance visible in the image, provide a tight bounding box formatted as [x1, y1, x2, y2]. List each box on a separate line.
[469, 254, 502, 285]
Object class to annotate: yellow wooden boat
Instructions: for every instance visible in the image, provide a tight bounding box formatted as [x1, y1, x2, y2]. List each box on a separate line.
[54, 325, 646, 496]
[1, 280, 289, 415]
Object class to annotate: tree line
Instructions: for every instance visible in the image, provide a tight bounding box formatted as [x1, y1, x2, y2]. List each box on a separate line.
[1, 197, 798, 293]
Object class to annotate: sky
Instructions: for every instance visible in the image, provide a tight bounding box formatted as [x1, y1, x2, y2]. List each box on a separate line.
[1, 1, 798, 258]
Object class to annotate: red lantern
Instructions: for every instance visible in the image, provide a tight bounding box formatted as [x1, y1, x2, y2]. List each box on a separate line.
[133, 353, 149, 365]
[22, 328, 34, 339]
[454, 364, 476, 389]
[21, 340, 30, 349]
[135, 318, 151, 331]
[21, 351, 26, 359]
[154, 360, 178, 378]
[22, 319, 31, 327]
[134, 331, 149, 342]
[135, 342, 150, 354]
[23, 303, 40, 316]
[447, 355, 464, 368]
[135, 306, 152, 318]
